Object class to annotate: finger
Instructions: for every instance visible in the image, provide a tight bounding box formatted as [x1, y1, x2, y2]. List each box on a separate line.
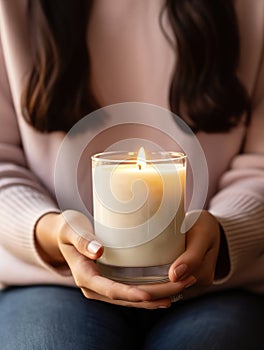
[137, 274, 197, 300]
[169, 215, 220, 282]
[82, 289, 171, 310]
[73, 234, 104, 260]
[82, 266, 151, 302]
[58, 210, 104, 260]
[169, 240, 219, 286]
[61, 232, 104, 261]
[168, 235, 209, 282]
[85, 275, 151, 302]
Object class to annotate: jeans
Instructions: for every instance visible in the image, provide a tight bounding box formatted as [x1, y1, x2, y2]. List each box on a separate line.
[0, 286, 263, 350]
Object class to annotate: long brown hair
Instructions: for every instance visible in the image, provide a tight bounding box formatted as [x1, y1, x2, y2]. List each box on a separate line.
[22, 0, 250, 133]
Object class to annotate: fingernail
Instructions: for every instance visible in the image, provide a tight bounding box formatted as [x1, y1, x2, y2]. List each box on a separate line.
[184, 277, 197, 289]
[87, 240, 102, 254]
[174, 264, 187, 279]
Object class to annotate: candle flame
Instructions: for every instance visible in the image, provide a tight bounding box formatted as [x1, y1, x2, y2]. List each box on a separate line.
[137, 147, 146, 170]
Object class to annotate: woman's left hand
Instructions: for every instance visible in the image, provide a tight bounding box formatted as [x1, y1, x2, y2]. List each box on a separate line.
[137, 210, 221, 304]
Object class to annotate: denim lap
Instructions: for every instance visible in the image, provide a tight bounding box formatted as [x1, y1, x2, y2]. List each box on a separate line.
[0, 286, 263, 350]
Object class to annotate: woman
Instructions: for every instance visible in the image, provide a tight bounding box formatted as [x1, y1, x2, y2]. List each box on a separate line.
[0, 0, 263, 349]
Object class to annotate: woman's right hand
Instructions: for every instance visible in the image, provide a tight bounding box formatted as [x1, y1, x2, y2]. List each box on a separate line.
[35, 209, 177, 309]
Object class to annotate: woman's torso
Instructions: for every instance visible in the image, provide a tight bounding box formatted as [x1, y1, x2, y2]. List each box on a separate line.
[0, 0, 258, 212]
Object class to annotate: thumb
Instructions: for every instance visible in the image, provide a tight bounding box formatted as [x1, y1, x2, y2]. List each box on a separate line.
[58, 210, 104, 260]
[168, 250, 202, 283]
[168, 228, 210, 282]
[168, 210, 220, 282]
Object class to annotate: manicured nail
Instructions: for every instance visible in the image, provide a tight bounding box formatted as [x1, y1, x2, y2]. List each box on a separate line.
[87, 240, 102, 254]
[184, 277, 197, 289]
[174, 264, 187, 279]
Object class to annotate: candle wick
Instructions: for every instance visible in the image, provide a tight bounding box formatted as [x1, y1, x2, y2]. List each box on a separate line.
[138, 164, 142, 170]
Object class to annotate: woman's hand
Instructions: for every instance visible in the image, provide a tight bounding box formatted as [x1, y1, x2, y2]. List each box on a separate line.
[169, 210, 221, 298]
[137, 210, 221, 302]
[35, 209, 220, 307]
[35, 210, 193, 309]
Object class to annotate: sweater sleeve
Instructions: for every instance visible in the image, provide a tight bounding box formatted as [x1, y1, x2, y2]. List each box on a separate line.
[209, 40, 264, 289]
[0, 28, 65, 276]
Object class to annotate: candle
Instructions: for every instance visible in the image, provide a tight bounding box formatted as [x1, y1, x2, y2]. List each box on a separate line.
[92, 149, 186, 283]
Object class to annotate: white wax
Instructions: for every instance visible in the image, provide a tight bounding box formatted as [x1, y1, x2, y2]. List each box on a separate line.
[92, 161, 186, 267]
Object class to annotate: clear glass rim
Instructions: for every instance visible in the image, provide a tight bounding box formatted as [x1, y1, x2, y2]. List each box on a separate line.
[91, 151, 186, 164]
